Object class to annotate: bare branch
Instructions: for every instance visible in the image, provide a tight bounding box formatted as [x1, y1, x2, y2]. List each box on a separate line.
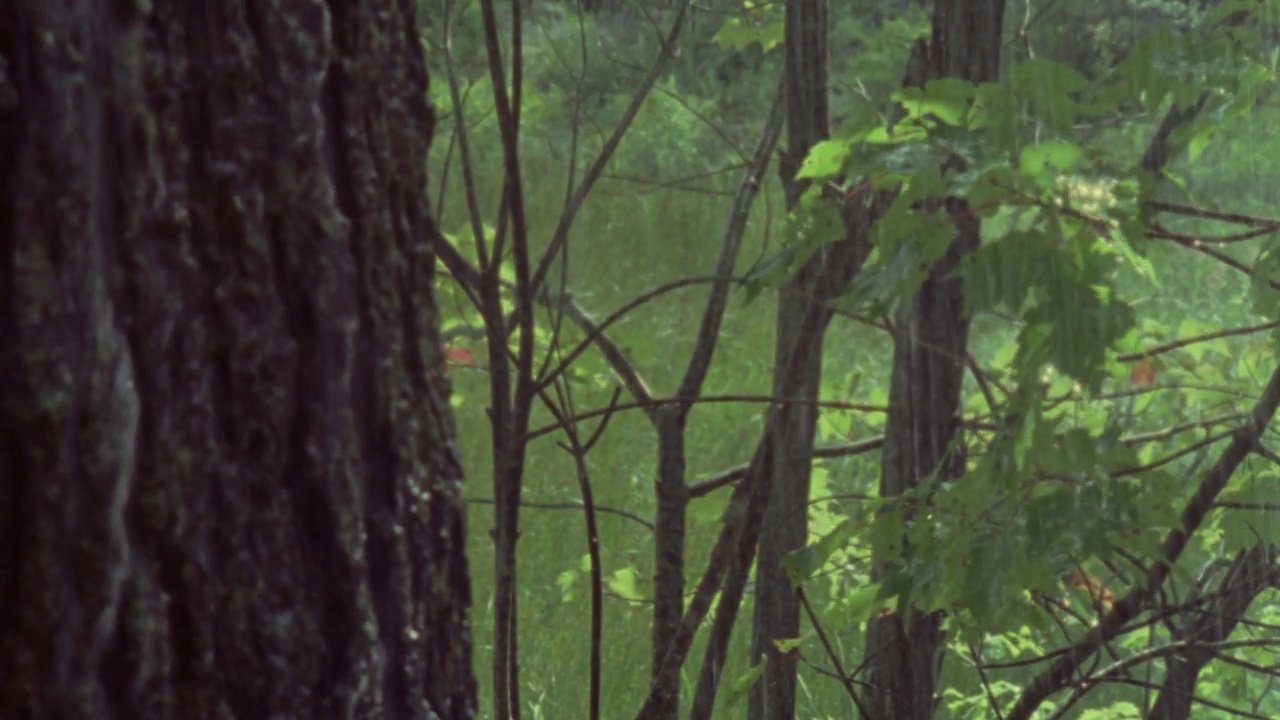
[466, 497, 655, 533]
[527, 394, 888, 442]
[1147, 200, 1280, 229]
[689, 437, 886, 498]
[677, 78, 786, 406]
[799, 587, 873, 717]
[533, 275, 747, 397]
[541, 287, 657, 414]
[530, 0, 695, 298]
[1116, 322, 1280, 364]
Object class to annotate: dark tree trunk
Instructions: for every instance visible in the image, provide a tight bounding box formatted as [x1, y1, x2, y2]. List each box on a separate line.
[650, 413, 688, 720]
[748, 1, 831, 718]
[861, 1, 1005, 719]
[0, 2, 476, 719]
[750, 0, 890, 716]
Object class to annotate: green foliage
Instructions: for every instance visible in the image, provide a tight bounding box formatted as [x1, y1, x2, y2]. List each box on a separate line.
[712, 0, 783, 53]
[430, 0, 1280, 716]
[720, 660, 768, 710]
[1080, 702, 1143, 720]
[1219, 465, 1280, 552]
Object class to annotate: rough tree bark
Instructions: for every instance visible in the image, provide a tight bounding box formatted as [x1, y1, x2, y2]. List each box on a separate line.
[749, 1, 832, 718]
[0, 2, 475, 719]
[750, 0, 894, 716]
[860, 1, 1005, 719]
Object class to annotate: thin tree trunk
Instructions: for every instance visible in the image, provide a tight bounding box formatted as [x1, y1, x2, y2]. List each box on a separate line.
[647, 79, 784, 720]
[749, 0, 832, 717]
[650, 412, 689, 720]
[861, 2, 1005, 718]
[0, 2, 476, 718]
[748, 0, 911, 715]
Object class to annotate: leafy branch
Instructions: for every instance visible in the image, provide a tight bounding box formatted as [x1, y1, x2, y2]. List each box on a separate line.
[1005, 360, 1280, 720]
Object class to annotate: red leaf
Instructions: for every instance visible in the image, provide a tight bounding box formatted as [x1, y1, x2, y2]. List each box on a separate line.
[446, 346, 475, 368]
[1129, 357, 1157, 387]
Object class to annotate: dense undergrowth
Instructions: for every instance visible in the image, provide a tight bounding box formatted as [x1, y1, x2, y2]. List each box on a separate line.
[427, 1, 1280, 716]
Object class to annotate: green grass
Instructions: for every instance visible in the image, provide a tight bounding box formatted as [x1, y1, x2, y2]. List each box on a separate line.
[436, 152, 897, 717]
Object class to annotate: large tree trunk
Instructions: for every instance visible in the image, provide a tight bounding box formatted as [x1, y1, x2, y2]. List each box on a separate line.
[0, 2, 476, 719]
[861, 1, 1005, 719]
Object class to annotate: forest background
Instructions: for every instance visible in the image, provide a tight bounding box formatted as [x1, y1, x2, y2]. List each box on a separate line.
[427, 0, 1280, 718]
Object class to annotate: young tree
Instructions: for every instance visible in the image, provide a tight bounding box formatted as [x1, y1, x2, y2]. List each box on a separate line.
[0, 2, 475, 718]
[430, 0, 1280, 717]
[750, 0, 882, 716]
[861, 3, 1007, 717]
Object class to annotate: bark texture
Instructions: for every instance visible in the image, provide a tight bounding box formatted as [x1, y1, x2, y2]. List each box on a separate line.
[0, 1, 475, 719]
[749, 1, 832, 717]
[650, 412, 689, 720]
[861, 1, 1005, 718]
[750, 1, 889, 716]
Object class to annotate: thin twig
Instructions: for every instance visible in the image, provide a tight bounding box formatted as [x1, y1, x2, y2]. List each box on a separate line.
[688, 437, 886, 498]
[677, 77, 786, 407]
[1116, 321, 1280, 363]
[529, 0, 695, 298]
[799, 587, 872, 717]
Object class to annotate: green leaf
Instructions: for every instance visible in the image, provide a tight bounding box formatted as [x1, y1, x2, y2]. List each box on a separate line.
[1019, 140, 1082, 178]
[688, 486, 733, 526]
[1220, 472, 1280, 552]
[840, 583, 886, 629]
[892, 78, 977, 127]
[772, 637, 802, 654]
[960, 233, 1052, 314]
[713, 10, 783, 53]
[742, 244, 798, 304]
[1025, 268, 1136, 391]
[556, 568, 578, 602]
[871, 507, 905, 564]
[1011, 59, 1090, 132]
[797, 139, 852, 181]
[721, 661, 768, 708]
[606, 566, 642, 603]
[1080, 701, 1141, 720]
[1251, 245, 1280, 319]
[1204, 0, 1259, 26]
[958, 539, 1011, 623]
[842, 187, 958, 313]
[783, 519, 857, 588]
